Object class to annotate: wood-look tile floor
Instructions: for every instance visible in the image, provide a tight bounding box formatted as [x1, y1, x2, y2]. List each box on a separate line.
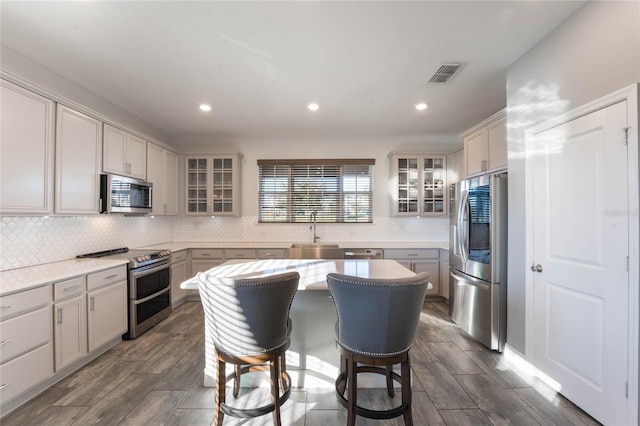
[2, 301, 601, 425]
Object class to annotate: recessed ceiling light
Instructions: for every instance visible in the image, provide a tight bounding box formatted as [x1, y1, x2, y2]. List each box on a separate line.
[307, 103, 319, 111]
[199, 104, 212, 112]
[415, 103, 428, 111]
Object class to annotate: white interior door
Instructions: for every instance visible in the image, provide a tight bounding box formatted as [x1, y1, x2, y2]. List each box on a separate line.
[528, 100, 629, 425]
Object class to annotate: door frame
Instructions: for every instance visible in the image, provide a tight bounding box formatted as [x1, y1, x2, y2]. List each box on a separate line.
[524, 84, 639, 423]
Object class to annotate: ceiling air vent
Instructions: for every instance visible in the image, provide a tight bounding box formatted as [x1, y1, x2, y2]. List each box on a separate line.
[428, 63, 464, 84]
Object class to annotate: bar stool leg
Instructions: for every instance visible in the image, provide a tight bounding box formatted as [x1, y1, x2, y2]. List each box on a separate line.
[270, 357, 282, 426]
[385, 365, 395, 397]
[337, 354, 347, 395]
[347, 355, 357, 426]
[280, 354, 288, 394]
[233, 364, 241, 397]
[214, 357, 226, 426]
[402, 356, 413, 426]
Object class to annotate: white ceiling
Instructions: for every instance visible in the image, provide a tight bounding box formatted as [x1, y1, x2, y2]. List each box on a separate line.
[1, 1, 585, 145]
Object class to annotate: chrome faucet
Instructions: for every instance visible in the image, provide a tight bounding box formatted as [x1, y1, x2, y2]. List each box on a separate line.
[310, 211, 319, 243]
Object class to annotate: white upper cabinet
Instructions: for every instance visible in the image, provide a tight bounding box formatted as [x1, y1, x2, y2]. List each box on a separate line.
[55, 105, 102, 215]
[1, 79, 55, 214]
[185, 154, 242, 216]
[449, 148, 465, 184]
[389, 152, 447, 216]
[147, 144, 178, 215]
[462, 109, 507, 177]
[103, 124, 147, 179]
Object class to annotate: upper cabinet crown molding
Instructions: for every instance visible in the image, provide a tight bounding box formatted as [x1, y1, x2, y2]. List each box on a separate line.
[461, 109, 507, 177]
[103, 124, 147, 180]
[0, 79, 56, 214]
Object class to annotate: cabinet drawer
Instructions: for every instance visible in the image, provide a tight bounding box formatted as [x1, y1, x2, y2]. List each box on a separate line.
[257, 249, 286, 259]
[0, 306, 51, 364]
[384, 249, 440, 260]
[224, 249, 255, 259]
[191, 249, 223, 259]
[54, 276, 85, 301]
[87, 266, 127, 291]
[171, 250, 188, 263]
[0, 286, 50, 321]
[0, 342, 53, 404]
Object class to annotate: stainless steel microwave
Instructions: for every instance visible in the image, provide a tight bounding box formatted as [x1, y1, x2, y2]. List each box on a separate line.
[100, 174, 153, 214]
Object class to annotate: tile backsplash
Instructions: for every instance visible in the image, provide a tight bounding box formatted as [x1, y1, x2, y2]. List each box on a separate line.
[1, 215, 448, 271]
[1, 216, 173, 271]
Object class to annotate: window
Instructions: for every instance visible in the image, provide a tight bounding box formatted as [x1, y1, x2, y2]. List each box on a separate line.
[258, 159, 374, 223]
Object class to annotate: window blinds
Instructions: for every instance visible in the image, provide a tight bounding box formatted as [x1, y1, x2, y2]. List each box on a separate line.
[258, 159, 374, 223]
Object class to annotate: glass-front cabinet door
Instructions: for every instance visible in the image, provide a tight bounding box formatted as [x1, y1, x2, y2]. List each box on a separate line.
[422, 156, 446, 214]
[211, 157, 234, 214]
[186, 157, 209, 214]
[390, 152, 447, 216]
[185, 154, 243, 216]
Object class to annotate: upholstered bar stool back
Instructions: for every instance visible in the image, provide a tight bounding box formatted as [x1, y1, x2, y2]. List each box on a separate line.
[196, 270, 299, 426]
[327, 272, 429, 426]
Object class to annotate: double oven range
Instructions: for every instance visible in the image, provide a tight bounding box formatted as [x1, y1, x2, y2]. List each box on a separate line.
[78, 247, 172, 339]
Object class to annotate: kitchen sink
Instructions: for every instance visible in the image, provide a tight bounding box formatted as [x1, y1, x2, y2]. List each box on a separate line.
[288, 243, 343, 259]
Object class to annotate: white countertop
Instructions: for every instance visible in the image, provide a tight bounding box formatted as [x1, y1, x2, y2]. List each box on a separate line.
[140, 241, 449, 252]
[181, 258, 422, 291]
[0, 241, 447, 296]
[0, 258, 129, 296]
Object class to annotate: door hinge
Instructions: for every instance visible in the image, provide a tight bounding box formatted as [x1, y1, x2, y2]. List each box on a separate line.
[626, 381, 629, 398]
[627, 255, 630, 272]
[623, 127, 631, 145]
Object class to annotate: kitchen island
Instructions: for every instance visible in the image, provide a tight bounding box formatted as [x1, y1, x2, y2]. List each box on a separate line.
[181, 258, 424, 388]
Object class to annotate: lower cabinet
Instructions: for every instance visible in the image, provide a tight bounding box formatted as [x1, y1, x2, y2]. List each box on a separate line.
[171, 250, 188, 306]
[0, 343, 53, 404]
[53, 277, 87, 371]
[439, 249, 450, 301]
[384, 249, 441, 296]
[190, 249, 224, 298]
[0, 286, 53, 405]
[1, 265, 127, 412]
[87, 280, 127, 352]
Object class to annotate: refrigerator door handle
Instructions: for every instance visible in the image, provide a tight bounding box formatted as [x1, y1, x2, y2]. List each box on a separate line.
[458, 190, 469, 264]
[450, 268, 490, 287]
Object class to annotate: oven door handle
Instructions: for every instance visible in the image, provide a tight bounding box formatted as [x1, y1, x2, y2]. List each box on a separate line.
[134, 287, 171, 305]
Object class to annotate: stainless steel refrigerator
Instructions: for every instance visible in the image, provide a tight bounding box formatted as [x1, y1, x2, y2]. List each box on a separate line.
[449, 172, 507, 352]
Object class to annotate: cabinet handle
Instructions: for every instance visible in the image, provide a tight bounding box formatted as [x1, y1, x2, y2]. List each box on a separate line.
[201, 254, 211, 257]
[57, 308, 63, 324]
[104, 274, 118, 280]
[407, 253, 418, 257]
[64, 285, 82, 292]
[265, 254, 274, 257]
[90, 297, 95, 311]
[0, 383, 11, 391]
[0, 305, 11, 311]
[0, 340, 12, 346]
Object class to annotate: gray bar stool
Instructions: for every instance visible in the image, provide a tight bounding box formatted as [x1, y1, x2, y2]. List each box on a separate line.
[196, 271, 300, 426]
[326, 272, 429, 426]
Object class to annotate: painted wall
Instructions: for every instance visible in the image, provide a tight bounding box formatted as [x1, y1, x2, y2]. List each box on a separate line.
[505, 1, 640, 353]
